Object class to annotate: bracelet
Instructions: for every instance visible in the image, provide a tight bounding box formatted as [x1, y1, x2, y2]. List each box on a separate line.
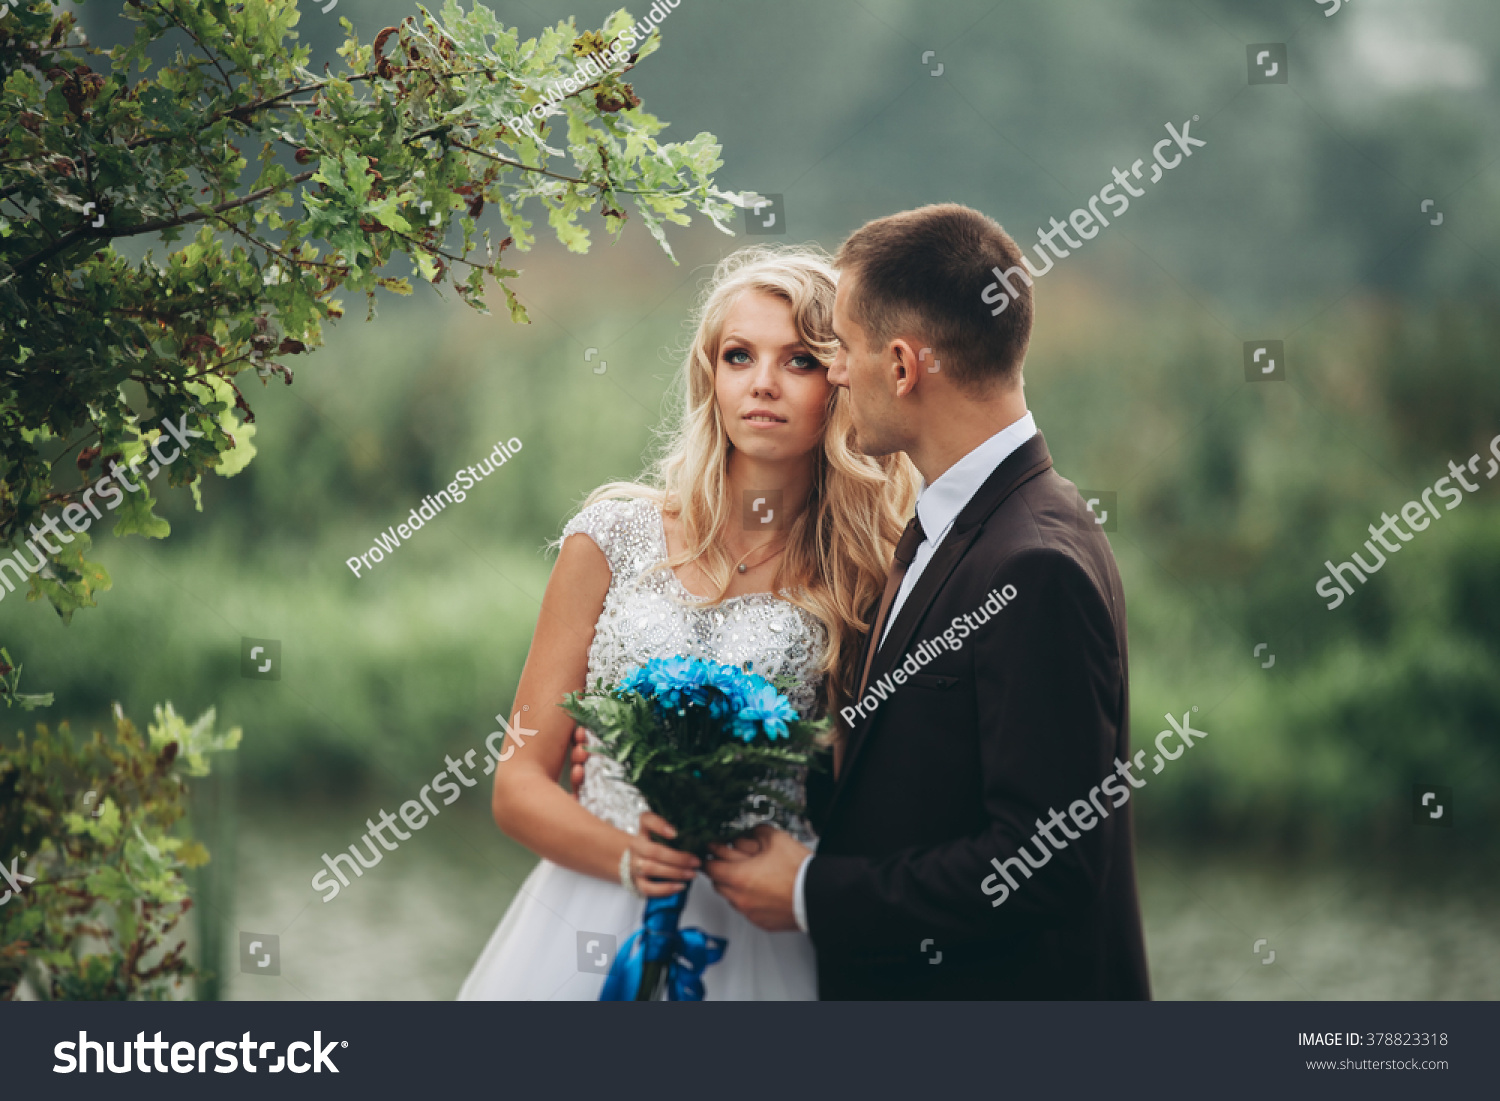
[619, 846, 643, 899]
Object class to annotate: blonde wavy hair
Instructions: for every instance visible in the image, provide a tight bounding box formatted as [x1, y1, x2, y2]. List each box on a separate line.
[583, 244, 919, 727]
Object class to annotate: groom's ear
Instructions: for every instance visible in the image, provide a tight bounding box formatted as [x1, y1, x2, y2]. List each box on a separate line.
[889, 337, 925, 398]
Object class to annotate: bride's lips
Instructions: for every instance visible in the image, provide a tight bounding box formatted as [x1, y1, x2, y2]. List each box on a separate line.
[742, 409, 788, 427]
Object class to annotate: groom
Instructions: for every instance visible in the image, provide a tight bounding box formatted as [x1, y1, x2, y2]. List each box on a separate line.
[706, 203, 1151, 999]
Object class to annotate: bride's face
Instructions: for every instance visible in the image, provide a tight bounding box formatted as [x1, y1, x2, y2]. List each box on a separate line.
[713, 290, 832, 464]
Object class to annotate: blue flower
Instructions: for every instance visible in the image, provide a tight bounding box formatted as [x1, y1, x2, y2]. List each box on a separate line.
[621, 657, 721, 710]
[698, 662, 744, 714]
[647, 657, 706, 706]
[731, 678, 798, 742]
[616, 657, 798, 740]
[619, 663, 655, 697]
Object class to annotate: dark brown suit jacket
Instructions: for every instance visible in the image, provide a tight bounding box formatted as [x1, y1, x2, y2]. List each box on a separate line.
[804, 432, 1151, 1000]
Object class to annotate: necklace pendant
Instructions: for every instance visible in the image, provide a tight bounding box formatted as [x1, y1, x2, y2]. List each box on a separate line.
[737, 563, 747, 574]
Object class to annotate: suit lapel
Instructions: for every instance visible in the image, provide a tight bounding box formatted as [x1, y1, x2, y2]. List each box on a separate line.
[827, 433, 1055, 818]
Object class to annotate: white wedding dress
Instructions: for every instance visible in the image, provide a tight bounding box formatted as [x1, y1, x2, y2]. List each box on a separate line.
[457, 497, 825, 1000]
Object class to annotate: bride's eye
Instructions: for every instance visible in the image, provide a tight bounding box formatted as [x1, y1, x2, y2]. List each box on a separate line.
[788, 353, 818, 370]
[723, 348, 752, 366]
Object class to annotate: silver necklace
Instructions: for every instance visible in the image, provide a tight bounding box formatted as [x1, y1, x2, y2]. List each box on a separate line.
[736, 541, 785, 574]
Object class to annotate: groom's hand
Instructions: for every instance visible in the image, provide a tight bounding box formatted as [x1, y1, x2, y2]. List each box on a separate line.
[706, 825, 807, 932]
[567, 725, 589, 795]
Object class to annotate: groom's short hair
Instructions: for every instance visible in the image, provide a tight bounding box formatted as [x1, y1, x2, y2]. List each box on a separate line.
[835, 203, 1032, 389]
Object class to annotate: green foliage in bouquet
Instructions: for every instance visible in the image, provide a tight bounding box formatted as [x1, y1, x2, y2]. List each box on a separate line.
[0, 0, 739, 619]
[561, 657, 828, 857]
[0, 700, 239, 999]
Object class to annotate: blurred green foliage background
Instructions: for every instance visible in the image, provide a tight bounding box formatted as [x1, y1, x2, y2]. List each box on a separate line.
[5, 0, 1499, 996]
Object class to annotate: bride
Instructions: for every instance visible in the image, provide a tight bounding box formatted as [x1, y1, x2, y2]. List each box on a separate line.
[458, 245, 917, 999]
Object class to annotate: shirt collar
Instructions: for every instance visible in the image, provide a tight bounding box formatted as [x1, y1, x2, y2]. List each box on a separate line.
[914, 411, 1038, 544]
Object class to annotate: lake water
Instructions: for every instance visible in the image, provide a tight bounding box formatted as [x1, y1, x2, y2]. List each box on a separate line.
[217, 801, 1500, 1001]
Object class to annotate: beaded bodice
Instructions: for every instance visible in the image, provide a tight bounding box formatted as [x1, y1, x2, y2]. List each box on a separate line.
[562, 497, 826, 842]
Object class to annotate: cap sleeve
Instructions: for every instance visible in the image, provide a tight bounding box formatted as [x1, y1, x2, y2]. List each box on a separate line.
[559, 497, 658, 579]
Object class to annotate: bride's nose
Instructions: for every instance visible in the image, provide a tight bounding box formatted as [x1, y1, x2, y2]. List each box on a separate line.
[750, 361, 779, 398]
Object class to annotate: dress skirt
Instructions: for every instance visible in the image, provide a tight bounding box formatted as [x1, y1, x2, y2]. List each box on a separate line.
[457, 858, 817, 1000]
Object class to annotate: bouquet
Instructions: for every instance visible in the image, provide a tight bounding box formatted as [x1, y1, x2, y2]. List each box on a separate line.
[561, 656, 828, 1000]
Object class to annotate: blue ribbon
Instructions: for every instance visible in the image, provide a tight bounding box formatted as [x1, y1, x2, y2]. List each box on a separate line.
[599, 885, 727, 1001]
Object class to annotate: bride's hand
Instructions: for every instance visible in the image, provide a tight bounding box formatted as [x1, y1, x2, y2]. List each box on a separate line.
[627, 812, 701, 897]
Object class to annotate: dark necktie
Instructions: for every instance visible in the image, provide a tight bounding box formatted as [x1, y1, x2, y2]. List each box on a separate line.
[857, 515, 926, 699]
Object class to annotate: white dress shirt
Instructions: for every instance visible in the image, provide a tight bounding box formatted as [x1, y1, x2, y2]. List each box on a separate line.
[792, 412, 1039, 933]
[880, 411, 1038, 647]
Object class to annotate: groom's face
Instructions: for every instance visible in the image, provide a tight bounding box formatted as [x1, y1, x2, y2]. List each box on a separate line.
[830, 276, 901, 457]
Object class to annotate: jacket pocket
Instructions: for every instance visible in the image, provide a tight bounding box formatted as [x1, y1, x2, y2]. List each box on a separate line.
[904, 672, 959, 691]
